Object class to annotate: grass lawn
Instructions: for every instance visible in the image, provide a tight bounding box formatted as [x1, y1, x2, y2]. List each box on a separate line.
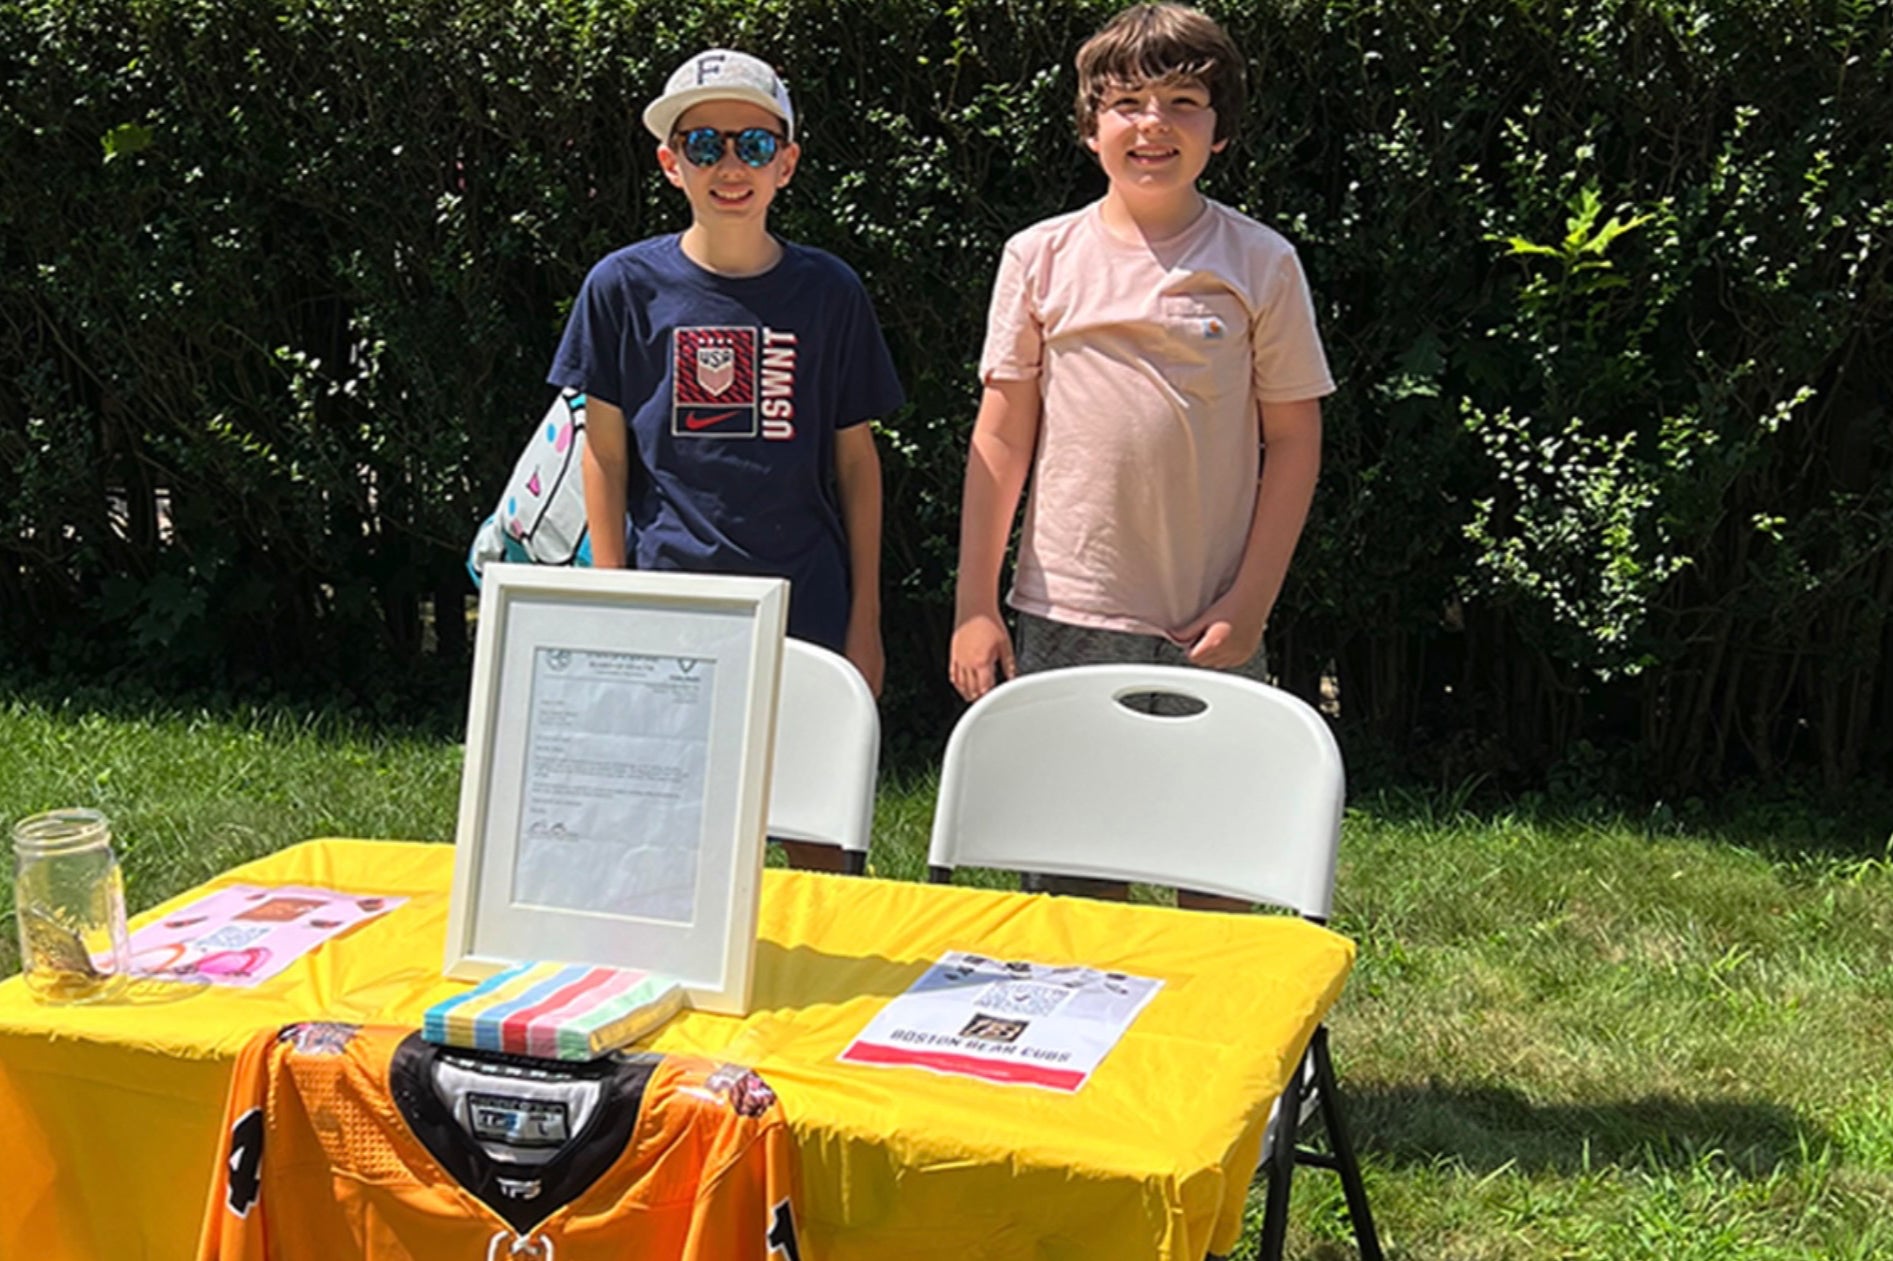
[4, 693, 1891, 1258]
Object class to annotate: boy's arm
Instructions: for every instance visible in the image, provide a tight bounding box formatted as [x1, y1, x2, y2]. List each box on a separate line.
[833, 423, 885, 698]
[1175, 397, 1322, 668]
[950, 378, 1042, 701]
[582, 398, 630, 569]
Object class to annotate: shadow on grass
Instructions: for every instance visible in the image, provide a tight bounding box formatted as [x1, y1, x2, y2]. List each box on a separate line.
[1346, 1079, 1821, 1177]
[1353, 779, 1893, 864]
[0, 665, 469, 742]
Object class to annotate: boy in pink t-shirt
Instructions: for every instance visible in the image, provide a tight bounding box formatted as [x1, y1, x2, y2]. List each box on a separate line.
[948, 3, 1334, 906]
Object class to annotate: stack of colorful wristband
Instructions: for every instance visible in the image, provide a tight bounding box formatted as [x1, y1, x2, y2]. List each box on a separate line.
[423, 961, 684, 1060]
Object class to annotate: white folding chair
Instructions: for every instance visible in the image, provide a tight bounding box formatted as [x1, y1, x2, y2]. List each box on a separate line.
[767, 638, 878, 875]
[926, 664, 1381, 1261]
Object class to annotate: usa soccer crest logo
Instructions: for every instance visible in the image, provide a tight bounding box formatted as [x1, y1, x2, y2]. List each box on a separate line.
[697, 344, 735, 395]
[673, 326, 758, 437]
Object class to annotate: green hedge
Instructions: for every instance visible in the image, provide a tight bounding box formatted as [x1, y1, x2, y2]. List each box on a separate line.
[3, 0, 1889, 789]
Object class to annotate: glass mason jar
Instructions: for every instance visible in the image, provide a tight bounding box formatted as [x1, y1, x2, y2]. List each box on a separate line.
[11, 808, 131, 1003]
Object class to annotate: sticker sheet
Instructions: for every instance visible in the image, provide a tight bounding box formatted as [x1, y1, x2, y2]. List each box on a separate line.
[126, 884, 406, 987]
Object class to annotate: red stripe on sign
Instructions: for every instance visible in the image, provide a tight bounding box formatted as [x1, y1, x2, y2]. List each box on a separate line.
[840, 1041, 1085, 1091]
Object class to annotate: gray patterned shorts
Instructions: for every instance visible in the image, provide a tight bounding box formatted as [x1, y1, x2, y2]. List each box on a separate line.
[1014, 612, 1269, 686]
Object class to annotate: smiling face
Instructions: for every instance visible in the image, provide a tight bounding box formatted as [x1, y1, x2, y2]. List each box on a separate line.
[657, 99, 799, 231]
[1085, 75, 1223, 209]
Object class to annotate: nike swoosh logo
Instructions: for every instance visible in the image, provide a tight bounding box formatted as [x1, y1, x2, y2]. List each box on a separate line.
[683, 410, 742, 430]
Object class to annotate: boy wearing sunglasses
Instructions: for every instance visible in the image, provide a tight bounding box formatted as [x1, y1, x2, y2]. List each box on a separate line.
[948, 5, 1333, 906]
[548, 51, 903, 869]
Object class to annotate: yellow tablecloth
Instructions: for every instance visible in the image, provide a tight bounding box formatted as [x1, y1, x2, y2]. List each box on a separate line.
[0, 838, 1354, 1261]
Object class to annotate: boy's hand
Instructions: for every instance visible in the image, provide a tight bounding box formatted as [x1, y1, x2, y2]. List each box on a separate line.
[1175, 594, 1268, 670]
[950, 611, 1016, 702]
[844, 618, 885, 700]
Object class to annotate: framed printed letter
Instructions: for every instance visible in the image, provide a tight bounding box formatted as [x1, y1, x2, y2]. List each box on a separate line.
[444, 564, 787, 1014]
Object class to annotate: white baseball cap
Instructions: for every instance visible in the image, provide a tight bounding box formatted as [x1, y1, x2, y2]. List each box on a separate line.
[642, 49, 796, 143]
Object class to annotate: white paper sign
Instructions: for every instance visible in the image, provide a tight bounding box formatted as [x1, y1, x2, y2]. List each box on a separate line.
[839, 951, 1164, 1091]
[512, 647, 716, 923]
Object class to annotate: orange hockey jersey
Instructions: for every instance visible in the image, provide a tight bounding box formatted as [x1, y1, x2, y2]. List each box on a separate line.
[196, 1022, 802, 1261]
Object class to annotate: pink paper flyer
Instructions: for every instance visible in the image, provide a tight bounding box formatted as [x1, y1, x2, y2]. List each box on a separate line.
[126, 883, 407, 987]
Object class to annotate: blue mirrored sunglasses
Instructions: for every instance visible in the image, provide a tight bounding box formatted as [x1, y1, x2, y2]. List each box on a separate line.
[673, 126, 785, 169]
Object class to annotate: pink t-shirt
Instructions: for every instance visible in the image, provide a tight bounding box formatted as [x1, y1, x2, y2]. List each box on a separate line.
[979, 200, 1335, 637]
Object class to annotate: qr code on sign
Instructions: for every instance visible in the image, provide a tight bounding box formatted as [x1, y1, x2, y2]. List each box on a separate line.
[979, 981, 1070, 1018]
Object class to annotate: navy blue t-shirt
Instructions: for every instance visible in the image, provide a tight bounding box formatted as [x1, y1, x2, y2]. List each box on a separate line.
[549, 235, 905, 651]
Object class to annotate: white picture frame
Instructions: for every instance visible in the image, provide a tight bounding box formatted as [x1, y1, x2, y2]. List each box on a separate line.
[444, 564, 787, 1014]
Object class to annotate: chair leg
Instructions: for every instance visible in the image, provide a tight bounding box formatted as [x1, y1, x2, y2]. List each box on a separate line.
[1258, 1046, 1303, 1261]
[1307, 1028, 1383, 1261]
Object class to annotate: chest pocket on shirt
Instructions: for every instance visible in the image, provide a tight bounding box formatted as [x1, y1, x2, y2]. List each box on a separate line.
[1156, 293, 1249, 403]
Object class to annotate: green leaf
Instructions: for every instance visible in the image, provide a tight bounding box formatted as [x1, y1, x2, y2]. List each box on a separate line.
[100, 122, 153, 163]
